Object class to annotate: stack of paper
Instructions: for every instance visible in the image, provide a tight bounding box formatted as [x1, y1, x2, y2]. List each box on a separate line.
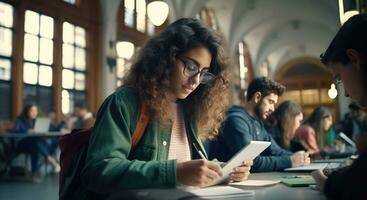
[185, 186, 254, 199]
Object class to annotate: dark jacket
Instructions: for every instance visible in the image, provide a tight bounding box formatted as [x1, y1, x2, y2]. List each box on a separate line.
[208, 105, 292, 172]
[324, 147, 367, 200]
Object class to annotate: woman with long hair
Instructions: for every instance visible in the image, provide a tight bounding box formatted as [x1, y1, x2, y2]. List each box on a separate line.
[81, 18, 252, 196]
[266, 100, 305, 152]
[295, 106, 333, 154]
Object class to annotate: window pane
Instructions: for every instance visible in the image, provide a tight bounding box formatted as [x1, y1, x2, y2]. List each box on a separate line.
[62, 69, 75, 89]
[39, 38, 53, 64]
[39, 65, 53, 86]
[0, 58, 11, 80]
[0, 27, 12, 56]
[38, 86, 53, 113]
[23, 62, 38, 84]
[75, 26, 86, 47]
[0, 81, 11, 120]
[0, 2, 13, 28]
[75, 47, 85, 70]
[24, 33, 39, 62]
[136, 0, 146, 13]
[40, 15, 54, 39]
[124, 8, 134, 28]
[62, 89, 71, 114]
[147, 21, 155, 36]
[301, 89, 319, 105]
[25, 10, 39, 34]
[64, 0, 76, 5]
[125, 0, 135, 9]
[137, 14, 146, 32]
[62, 44, 74, 68]
[116, 58, 125, 78]
[75, 72, 85, 90]
[63, 22, 74, 44]
[23, 84, 37, 105]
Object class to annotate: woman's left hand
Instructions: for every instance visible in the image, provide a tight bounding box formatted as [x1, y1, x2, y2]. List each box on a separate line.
[229, 160, 253, 182]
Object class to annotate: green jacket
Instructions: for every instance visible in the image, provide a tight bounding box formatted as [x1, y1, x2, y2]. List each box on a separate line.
[81, 87, 207, 194]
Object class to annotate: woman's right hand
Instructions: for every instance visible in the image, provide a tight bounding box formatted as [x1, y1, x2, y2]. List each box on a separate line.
[176, 159, 223, 187]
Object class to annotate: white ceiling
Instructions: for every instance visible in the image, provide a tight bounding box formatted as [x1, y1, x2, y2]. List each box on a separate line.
[167, 0, 340, 77]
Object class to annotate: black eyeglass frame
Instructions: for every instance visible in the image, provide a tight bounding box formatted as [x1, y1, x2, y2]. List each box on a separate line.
[176, 57, 216, 84]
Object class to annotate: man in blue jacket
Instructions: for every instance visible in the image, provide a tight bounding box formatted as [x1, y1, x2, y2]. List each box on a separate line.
[208, 77, 310, 172]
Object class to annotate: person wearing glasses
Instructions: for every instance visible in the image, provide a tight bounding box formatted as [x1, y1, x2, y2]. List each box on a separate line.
[311, 14, 367, 200]
[80, 18, 252, 197]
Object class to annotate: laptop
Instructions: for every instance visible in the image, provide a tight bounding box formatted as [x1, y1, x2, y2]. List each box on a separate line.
[34, 117, 51, 133]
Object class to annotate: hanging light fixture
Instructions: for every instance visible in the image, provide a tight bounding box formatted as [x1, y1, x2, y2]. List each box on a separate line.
[116, 41, 135, 60]
[147, 1, 169, 26]
[338, 0, 360, 25]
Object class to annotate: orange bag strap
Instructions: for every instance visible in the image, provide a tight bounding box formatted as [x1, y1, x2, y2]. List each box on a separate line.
[131, 101, 150, 151]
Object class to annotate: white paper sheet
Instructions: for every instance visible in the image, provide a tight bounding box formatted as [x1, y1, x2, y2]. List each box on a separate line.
[185, 186, 254, 199]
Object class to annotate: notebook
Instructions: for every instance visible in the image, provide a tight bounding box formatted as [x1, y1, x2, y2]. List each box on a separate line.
[34, 117, 51, 133]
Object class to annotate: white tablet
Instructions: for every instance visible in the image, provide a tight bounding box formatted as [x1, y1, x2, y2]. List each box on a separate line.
[210, 141, 271, 186]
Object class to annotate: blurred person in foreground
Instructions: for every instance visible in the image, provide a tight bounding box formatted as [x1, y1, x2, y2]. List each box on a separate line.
[311, 13, 367, 200]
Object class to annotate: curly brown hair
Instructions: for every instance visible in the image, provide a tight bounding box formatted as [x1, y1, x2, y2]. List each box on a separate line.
[122, 18, 230, 139]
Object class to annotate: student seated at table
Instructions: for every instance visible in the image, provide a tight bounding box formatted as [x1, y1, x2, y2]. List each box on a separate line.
[207, 77, 310, 172]
[79, 18, 252, 198]
[295, 106, 334, 155]
[265, 100, 306, 153]
[13, 104, 60, 179]
[72, 102, 95, 129]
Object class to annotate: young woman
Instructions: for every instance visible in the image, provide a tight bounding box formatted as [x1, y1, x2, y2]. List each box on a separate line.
[266, 100, 305, 152]
[295, 106, 333, 154]
[81, 18, 252, 195]
[13, 104, 60, 177]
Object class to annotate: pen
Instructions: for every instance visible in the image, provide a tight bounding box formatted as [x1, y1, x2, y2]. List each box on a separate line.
[192, 142, 207, 160]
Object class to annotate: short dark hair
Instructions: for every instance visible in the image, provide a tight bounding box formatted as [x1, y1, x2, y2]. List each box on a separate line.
[246, 77, 286, 101]
[321, 14, 367, 65]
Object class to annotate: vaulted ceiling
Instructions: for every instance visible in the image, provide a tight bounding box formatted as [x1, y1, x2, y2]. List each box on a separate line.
[167, 0, 340, 77]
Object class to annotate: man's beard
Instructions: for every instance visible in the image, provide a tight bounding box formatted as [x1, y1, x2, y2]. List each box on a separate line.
[254, 100, 264, 120]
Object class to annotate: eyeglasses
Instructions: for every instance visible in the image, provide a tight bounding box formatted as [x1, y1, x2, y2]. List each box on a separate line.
[177, 57, 216, 84]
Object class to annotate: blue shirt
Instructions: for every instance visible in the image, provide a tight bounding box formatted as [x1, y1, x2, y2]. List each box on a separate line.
[207, 105, 292, 172]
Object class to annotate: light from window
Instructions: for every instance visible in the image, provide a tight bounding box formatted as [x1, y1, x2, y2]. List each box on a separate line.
[62, 89, 71, 114]
[62, 69, 75, 89]
[0, 2, 13, 28]
[24, 34, 39, 61]
[63, 22, 74, 44]
[62, 44, 74, 68]
[64, 0, 76, 5]
[75, 72, 85, 90]
[136, 0, 146, 32]
[0, 27, 12, 56]
[39, 65, 53, 86]
[124, 0, 135, 28]
[40, 38, 53, 65]
[75, 47, 86, 70]
[75, 26, 86, 47]
[0, 58, 11, 80]
[25, 10, 39, 35]
[23, 62, 38, 84]
[40, 15, 54, 39]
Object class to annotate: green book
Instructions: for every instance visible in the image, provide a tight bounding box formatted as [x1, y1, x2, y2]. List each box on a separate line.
[281, 177, 316, 187]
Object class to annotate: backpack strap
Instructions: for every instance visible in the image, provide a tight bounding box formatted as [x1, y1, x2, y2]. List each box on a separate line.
[131, 101, 150, 151]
